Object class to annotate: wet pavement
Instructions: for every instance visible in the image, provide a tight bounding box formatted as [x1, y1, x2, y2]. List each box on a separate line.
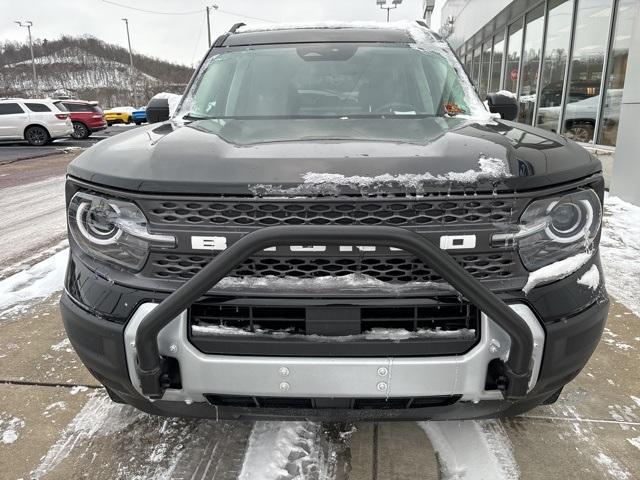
[0, 297, 638, 480]
[0, 124, 141, 165]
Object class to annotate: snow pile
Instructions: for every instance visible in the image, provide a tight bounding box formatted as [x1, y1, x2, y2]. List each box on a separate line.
[577, 265, 600, 291]
[239, 422, 332, 480]
[192, 324, 475, 342]
[418, 420, 520, 480]
[523, 252, 592, 294]
[251, 154, 510, 196]
[0, 415, 25, 444]
[214, 272, 451, 294]
[628, 437, 640, 451]
[50, 338, 73, 353]
[601, 195, 640, 316]
[0, 248, 69, 317]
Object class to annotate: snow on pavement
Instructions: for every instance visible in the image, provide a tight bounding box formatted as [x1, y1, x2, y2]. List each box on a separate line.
[0, 248, 69, 318]
[601, 195, 640, 316]
[0, 413, 25, 445]
[418, 420, 520, 480]
[239, 421, 343, 480]
[0, 175, 67, 270]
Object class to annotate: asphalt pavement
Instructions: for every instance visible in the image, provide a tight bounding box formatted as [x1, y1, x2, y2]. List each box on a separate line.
[0, 124, 141, 164]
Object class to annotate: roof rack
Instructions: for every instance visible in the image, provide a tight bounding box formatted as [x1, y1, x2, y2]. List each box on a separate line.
[213, 22, 247, 47]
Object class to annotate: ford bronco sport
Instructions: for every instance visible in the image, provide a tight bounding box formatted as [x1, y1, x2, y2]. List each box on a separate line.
[60, 21, 608, 420]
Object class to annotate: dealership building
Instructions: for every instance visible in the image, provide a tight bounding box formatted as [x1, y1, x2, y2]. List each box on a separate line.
[429, 0, 640, 205]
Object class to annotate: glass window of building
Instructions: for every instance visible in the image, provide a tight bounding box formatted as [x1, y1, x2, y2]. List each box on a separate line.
[518, 5, 545, 124]
[489, 33, 505, 92]
[472, 47, 482, 84]
[536, 0, 574, 133]
[598, 0, 640, 145]
[478, 41, 492, 99]
[505, 21, 523, 95]
[562, 0, 614, 143]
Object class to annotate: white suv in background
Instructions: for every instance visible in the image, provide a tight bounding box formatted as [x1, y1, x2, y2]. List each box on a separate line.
[0, 98, 74, 146]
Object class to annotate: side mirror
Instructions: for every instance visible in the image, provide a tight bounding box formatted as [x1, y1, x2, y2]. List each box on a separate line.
[146, 97, 170, 124]
[486, 92, 518, 121]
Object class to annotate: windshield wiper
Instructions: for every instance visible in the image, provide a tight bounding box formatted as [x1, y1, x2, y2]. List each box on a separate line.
[182, 113, 219, 121]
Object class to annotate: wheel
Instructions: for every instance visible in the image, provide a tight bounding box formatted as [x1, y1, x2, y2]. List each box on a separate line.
[565, 122, 594, 143]
[126, 116, 132, 124]
[24, 125, 50, 146]
[135, 121, 141, 125]
[71, 121, 89, 139]
[107, 121, 113, 126]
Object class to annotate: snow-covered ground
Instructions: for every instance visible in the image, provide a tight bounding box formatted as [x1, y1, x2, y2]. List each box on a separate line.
[0, 176, 67, 276]
[600, 195, 640, 316]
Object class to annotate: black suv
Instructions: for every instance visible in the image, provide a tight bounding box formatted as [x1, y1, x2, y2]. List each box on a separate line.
[60, 21, 608, 420]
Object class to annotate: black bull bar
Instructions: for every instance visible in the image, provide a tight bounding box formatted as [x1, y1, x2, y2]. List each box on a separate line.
[135, 226, 534, 399]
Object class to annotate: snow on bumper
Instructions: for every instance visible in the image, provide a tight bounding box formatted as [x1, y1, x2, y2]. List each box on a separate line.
[124, 303, 544, 403]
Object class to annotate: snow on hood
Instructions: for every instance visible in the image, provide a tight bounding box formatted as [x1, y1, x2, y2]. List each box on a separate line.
[249, 154, 510, 196]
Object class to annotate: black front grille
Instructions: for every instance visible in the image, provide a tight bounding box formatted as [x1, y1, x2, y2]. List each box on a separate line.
[141, 197, 517, 227]
[147, 251, 517, 283]
[188, 298, 480, 356]
[204, 394, 461, 410]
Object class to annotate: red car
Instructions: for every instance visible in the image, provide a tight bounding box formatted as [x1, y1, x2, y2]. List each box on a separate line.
[60, 100, 107, 139]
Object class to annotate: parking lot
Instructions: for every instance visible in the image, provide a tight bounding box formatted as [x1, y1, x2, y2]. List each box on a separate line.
[0, 124, 141, 165]
[0, 147, 638, 479]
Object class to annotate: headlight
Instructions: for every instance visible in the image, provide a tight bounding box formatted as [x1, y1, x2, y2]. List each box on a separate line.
[68, 192, 175, 271]
[493, 189, 602, 271]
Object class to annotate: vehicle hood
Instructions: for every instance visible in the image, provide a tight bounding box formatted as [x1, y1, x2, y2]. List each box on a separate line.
[68, 117, 601, 194]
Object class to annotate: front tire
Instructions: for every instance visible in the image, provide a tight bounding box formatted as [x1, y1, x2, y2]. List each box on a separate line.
[24, 125, 50, 146]
[135, 121, 142, 125]
[71, 121, 89, 139]
[107, 121, 113, 127]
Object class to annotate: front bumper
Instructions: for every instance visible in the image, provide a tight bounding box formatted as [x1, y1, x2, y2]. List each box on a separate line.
[60, 290, 608, 420]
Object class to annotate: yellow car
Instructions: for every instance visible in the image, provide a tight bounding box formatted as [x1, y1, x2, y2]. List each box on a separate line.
[104, 107, 135, 125]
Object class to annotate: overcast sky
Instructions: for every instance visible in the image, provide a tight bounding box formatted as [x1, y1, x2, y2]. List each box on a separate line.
[2, 0, 437, 66]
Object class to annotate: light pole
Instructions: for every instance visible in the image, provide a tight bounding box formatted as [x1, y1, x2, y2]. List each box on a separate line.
[121, 18, 134, 72]
[14, 20, 37, 94]
[206, 4, 219, 48]
[376, 0, 403, 22]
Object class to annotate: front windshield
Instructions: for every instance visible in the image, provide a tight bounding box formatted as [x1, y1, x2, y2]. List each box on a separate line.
[178, 43, 486, 120]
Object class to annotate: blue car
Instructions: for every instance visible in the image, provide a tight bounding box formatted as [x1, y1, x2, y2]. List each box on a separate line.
[132, 107, 147, 125]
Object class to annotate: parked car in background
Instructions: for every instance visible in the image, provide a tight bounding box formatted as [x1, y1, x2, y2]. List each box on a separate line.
[61, 99, 107, 139]
[0, 98, 73, 145]
[537, 90, 623, 143]
[104, 106, 135, 126]
[132, 107, 147, 125]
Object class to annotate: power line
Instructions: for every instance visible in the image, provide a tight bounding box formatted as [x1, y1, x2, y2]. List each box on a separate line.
[217, 7, 273, 22]
[100, 0, 274, 22]
[101, 0, 203, 16]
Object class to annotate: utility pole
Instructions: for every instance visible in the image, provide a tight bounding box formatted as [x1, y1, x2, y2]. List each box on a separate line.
[376, 0, 403, 22]
[206, 4, 219, 48]
[121, 18, 134, 105]
[14, 20, 37, 95]
[121, 18, 134, 72]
